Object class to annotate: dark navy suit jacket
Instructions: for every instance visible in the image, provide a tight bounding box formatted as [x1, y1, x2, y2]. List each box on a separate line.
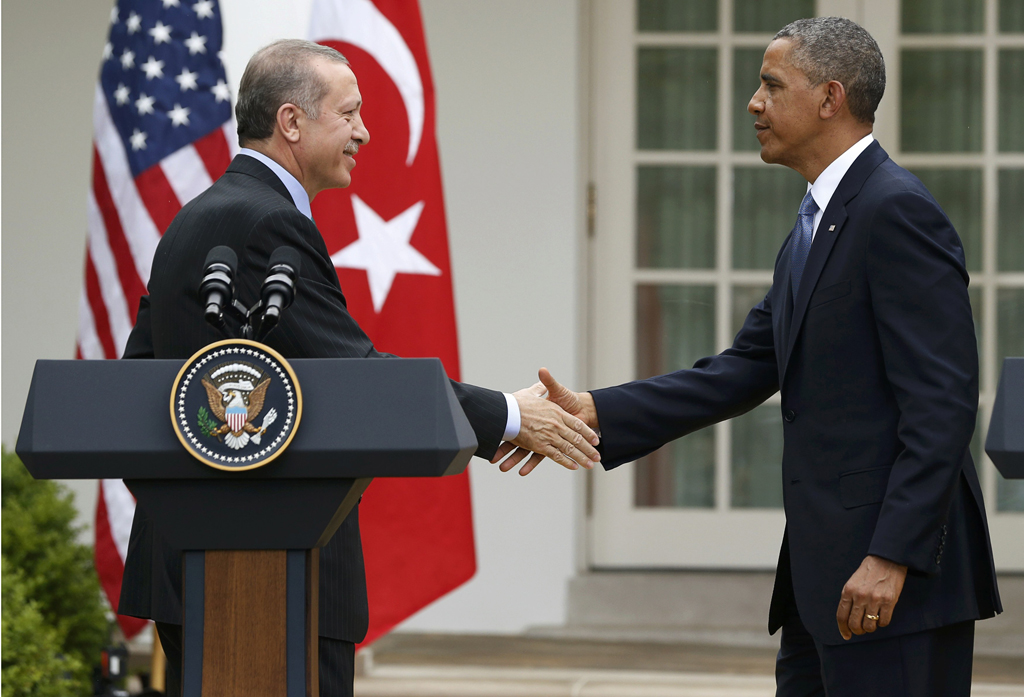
[591, 142, 1001, 644]
[118, 154, 508, 643]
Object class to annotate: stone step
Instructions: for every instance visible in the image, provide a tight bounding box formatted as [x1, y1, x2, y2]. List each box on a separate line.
[354, 665, 1024, 697]
[563, 571, 1024, 657]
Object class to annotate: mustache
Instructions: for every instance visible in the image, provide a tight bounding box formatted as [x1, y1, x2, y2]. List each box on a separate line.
[344, 142, 360, 156]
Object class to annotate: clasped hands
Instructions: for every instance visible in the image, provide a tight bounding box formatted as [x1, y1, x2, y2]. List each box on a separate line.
[490, 369, 600, 476]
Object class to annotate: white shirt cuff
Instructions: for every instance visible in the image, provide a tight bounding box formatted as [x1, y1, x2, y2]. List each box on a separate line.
[502, 392, 521, 441]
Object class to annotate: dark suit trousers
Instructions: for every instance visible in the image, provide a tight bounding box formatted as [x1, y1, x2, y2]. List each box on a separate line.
[776, 601, 975, 697]
[156, 622, 355, 697]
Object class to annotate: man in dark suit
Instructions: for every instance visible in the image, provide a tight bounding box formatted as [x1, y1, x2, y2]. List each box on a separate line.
[521, 17, 1001, 696]
[119, 39, 599, 697]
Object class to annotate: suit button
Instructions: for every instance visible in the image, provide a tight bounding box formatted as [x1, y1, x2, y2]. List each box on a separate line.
[784, 410, 796, 422]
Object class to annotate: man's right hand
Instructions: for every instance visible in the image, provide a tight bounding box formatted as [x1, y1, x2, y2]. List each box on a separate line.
[491, 369, 601, 476]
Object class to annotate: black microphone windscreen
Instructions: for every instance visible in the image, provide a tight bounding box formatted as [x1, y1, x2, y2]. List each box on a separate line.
[267, 246, 301, 276]
[204, 245, 238, 272]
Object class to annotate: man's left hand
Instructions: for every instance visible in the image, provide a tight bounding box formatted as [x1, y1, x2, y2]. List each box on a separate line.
[836, 554, 908, 640]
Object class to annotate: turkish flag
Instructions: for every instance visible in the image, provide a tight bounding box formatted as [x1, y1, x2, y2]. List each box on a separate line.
[309, 0, 477, 646]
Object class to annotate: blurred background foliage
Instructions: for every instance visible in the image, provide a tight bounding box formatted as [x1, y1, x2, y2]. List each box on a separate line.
[2, 448, 110, 696]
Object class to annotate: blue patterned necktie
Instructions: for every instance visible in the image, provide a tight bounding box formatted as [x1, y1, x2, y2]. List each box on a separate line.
[790, 190, 819, 296]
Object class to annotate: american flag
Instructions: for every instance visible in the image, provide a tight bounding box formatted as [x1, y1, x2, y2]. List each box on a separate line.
[85, 0, 238, 638]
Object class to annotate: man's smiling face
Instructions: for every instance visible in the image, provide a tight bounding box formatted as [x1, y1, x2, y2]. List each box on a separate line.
[296, 59, 370, 196]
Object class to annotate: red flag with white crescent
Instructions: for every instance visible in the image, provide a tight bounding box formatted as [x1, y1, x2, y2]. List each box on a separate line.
[309, 0, 477, 646]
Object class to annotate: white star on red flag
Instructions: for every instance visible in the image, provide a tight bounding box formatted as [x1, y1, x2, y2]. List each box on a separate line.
[331, 196, 440, 313]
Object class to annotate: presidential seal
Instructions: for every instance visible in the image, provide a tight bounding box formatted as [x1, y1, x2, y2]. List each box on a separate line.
[170, 339, 302, 471]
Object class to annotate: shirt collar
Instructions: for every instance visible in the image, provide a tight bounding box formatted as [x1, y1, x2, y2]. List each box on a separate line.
[807, 133, 875, 214]
[238, 148, 313, 221]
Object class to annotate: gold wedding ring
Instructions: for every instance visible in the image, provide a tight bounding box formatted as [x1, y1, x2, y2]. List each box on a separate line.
[865, 613, 880, 621]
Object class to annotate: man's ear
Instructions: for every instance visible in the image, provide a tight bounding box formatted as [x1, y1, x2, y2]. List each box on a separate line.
[276, 103, 302, 143]
[819, 80, 848, 120]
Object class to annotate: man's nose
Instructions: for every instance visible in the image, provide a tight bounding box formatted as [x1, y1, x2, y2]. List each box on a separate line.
[354, 117, 369, 145]
[748, 88, 764, 116]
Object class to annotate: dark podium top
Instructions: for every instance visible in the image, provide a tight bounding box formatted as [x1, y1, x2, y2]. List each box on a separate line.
[17, 356, 478, 550]
[17, 357, 477, 480]
[986, 357, 1024, 480]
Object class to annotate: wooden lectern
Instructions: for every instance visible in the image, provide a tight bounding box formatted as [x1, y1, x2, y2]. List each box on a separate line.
[17, 356, 476, 696]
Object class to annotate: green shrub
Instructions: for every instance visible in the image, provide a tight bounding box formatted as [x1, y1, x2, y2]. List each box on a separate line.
[2, 556, 82, 697]
[1, 448, 110, 696]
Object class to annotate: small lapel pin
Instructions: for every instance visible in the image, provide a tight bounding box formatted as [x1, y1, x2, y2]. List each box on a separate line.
[828, 224, 836, 232]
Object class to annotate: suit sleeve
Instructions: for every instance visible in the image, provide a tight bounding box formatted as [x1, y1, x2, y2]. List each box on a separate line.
[864, 190, 978, 574]
[591, 283, 780, 469]
[123, 295, 155, 359]
[238, 207, 507, 460]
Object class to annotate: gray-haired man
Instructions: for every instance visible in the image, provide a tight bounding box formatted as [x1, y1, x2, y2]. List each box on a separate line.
[120, 39, 599, 697]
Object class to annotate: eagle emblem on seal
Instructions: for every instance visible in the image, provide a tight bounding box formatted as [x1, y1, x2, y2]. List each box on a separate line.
[198, 361, 278, 450]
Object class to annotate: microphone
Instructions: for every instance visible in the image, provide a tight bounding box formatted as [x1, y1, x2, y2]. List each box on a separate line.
[199, 246, 237, 327]
[259, 246, 301, 332]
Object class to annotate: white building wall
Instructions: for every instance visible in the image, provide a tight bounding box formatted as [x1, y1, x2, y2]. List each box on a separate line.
[1, 0, 584, 635]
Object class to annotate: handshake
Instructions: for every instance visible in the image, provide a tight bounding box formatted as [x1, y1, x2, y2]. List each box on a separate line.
[490, 368, 602, 476]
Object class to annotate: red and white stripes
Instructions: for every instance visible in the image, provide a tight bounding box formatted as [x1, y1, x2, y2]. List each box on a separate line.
[82, 85, 236, 636]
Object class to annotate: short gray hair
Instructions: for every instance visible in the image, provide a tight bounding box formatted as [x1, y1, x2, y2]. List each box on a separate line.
[236, 39, 349, 145]
[774, 17, 885, 124]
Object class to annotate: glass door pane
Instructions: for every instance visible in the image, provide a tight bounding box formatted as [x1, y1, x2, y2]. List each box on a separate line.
[733, 47, 766, 151]
[637, 166, 716, 268]
[638, 0, 718, 32]
[999, 51, 1024, 152]
[901, 50, 983, 152]
[902, 0, 984, 32]
[998, 170, 1024, 271]
[733, 0, 814, 32]
[634, 285, 717, 508]
[733, 167, 808, 269]
[910, 169, 983, 272]
[996, 288, 1024, 512]
[637, 48, 718, 150]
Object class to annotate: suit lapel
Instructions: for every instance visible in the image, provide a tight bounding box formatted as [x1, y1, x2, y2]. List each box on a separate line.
[781, 141, 889, 379]
[783, 204, 847, 372]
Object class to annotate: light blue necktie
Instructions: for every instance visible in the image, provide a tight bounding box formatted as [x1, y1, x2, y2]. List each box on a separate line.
[790, 190, 819, 296]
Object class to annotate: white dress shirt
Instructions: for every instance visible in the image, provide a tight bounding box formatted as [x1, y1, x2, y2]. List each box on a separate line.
[806, 133, 875, 240]
[238, 148, 313, 220]
[237, 148, 522, 440]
